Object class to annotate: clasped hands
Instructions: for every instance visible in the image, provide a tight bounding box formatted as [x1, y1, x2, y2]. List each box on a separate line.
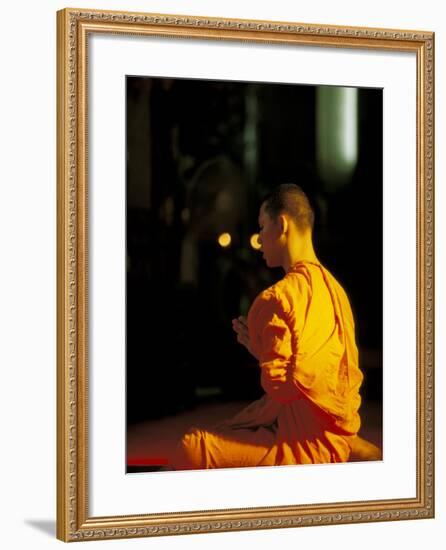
[232, 316, 288, 383]
[232, 316, 259, 360]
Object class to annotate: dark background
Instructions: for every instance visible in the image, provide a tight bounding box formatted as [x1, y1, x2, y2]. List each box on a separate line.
[126, 76, 383, 426]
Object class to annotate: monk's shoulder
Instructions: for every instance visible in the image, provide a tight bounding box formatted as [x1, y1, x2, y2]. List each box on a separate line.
[333, 275, 351, 303]
[323, 266, 353, 304]
[248, 281, 289, 326]
[251, 272, 310, 319]
[252, 282, 284, 311]
[322, 266, 356, 322]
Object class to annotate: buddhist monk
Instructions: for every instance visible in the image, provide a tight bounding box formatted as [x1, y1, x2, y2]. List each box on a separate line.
[170, 184, 381, 470]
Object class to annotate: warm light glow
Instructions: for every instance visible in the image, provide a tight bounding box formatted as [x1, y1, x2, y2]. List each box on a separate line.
[250, 233, 261, 250]
[218, 232, 232, 248]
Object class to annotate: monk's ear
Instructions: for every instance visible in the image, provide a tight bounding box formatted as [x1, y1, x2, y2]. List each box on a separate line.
[278, 214, 289, 235]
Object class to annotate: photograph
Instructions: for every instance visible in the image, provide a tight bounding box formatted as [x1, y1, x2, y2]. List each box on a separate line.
[125, 76, 383, 473]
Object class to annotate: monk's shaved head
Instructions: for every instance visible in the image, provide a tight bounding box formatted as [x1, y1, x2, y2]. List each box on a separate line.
[262, 183, 314, 233]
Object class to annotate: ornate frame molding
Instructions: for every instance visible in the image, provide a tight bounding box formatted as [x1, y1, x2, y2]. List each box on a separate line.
[57, 8, 434, 542]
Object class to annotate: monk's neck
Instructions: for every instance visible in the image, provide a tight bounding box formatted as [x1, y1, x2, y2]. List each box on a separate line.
[282, 240, 319, 273]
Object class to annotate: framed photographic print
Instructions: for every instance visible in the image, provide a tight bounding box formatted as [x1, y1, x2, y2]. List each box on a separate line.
[56, 7, 434, 542]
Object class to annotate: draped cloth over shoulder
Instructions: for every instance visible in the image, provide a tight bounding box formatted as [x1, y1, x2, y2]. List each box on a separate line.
[171, 261, 364, 470]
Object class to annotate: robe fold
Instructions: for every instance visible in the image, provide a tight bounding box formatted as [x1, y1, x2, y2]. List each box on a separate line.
[171, 260, 364, 470]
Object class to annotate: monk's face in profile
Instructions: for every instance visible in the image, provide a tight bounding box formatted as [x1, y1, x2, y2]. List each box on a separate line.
[258, 202, 283, 268]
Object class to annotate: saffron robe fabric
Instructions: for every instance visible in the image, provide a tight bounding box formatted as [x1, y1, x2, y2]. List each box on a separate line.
[171, 260, 364, 470]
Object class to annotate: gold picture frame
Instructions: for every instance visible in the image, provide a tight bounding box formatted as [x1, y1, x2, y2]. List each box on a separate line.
[57, 7, 434, 542]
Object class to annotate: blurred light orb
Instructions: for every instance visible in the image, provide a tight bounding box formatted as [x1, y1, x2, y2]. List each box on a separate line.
[218, 232, 232, 248]
[250, 233, 261, 250]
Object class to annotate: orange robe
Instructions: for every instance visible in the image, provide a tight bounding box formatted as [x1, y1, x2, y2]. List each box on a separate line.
[171, 260, 363, 470]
